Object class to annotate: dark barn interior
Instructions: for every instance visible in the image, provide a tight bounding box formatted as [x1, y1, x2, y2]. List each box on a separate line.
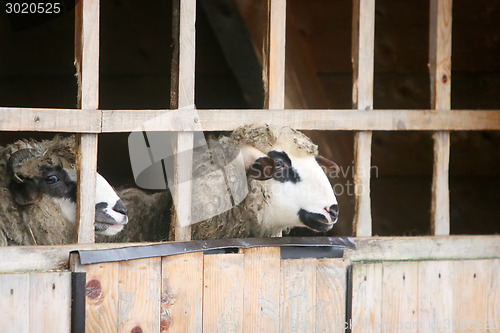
[0, 0, 498, 237]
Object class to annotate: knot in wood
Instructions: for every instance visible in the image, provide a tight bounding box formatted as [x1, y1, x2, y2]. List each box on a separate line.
[130, 326, 143, 333]
[85, 279, 102, 299]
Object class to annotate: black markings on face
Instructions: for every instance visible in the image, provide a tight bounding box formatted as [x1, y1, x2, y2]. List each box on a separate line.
[9, 166, 77, 206]
[267, 150, 301, 183]
[298, 208, 334, 232]
[39, 166, 77, 202]
[95, 202, 117, 226]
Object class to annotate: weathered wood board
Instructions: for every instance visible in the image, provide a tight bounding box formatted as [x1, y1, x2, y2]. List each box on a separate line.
[351, 259, 500, 332]
[0, 272, 71, 333]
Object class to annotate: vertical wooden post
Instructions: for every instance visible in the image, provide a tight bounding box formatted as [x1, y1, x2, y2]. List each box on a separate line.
[352, 0, 375, 237]
[263, 0, 287, 110]
[429, 0, 452, 236]
[170, 0, 196, 241]
[75, 0, 100, 243]
[263, 0, 286, 237]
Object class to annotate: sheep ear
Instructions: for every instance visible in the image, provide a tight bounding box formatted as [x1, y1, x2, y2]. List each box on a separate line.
[9, 179, 43, 206]
[315, 155, 339, 177]
[248, 157, 275, 180]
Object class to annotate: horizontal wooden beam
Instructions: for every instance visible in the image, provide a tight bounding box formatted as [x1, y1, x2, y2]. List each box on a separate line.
[1, 108, 500, 132]
[103, 109, 500, 132]
[0, 108, 100, 132]
[345, 235, 500, 262]
[0, 242, 156, 273]
[0, 235, 498, 273]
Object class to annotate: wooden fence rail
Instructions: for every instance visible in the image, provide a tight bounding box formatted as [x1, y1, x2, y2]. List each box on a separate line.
[1, 108, 500, 132]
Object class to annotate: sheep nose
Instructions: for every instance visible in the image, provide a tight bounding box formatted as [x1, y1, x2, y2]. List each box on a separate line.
[329, 204, 339, 223]
[113, 200, 128, 216]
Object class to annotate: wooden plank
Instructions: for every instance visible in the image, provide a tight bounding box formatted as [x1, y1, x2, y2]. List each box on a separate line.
[0, 273, 29, 333]
[101, 109, 500, 132]
[29, 272, 72, 333]
[429, 0, 453, 236]
[75, 0, 100, 244]
[0, 236, 499, 273]
[280, 258, 316, 333]
[0, 108, 100, 132]
[117, 257, 161, 333]
[263, 0, 286, 237]
[170, 0, 196, 241]
[418, 261, 453, 332]
[75, 135, 98, 243]
[264, 0, 286, 109]
[0, 242, 162, 273]
[453, 259, 500, 332]
[161, 252, 203, 333]
[107, 107, 486, 133]
[315, 259, 350, 332]
[353, 132, 372, 237]
[243, 247, 280, 333]
[84, 262, 119, 333]
[431, 131, 450, 235]
[485, 259, 500, 332]
[351, 263, 382, 333]
[170, 132, 194, 241]
[75, 0, 99, 110]
[380, 262, 419, 332]
[345, 236, 500, 262]
[352, 0, 375, 111]
[352, 0, 375, 237]
[203, 253, 244, 333]
[0, 108, 498, 132]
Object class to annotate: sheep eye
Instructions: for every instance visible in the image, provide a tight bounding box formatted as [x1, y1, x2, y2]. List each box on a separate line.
[45, 175, 59, 184]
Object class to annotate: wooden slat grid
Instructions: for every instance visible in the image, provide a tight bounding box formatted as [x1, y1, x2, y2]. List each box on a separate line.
[0, 0, 498, 243]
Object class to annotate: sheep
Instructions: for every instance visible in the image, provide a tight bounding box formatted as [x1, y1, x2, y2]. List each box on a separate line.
[112, 124, 338, 241]
[0, 135, 128, 246]
[187, 124, 339, 239]
[97, 188, 171, 243]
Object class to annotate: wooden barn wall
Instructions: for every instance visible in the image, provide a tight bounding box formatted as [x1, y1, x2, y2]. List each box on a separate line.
[81, 249, 350, 333]
[2, 253, 498, 332]
[0, 0, 498, 238]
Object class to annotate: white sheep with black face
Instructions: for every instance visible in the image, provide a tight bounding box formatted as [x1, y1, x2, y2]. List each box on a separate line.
[110, 124, 338, 242]
[0, 135, 128, 245]
[186, 124, 339, 239]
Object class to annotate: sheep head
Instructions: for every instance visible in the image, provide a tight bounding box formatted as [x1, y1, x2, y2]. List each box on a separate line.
[232, 125, 339, 234]
[5, 136, 128, 237]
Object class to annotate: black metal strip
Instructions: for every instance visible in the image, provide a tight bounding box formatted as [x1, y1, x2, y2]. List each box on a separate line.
[280, 246, 345, 259]
[73, 237, 355, 265]
[71, 272, 86, 333]
[345, 263, 353, 333]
